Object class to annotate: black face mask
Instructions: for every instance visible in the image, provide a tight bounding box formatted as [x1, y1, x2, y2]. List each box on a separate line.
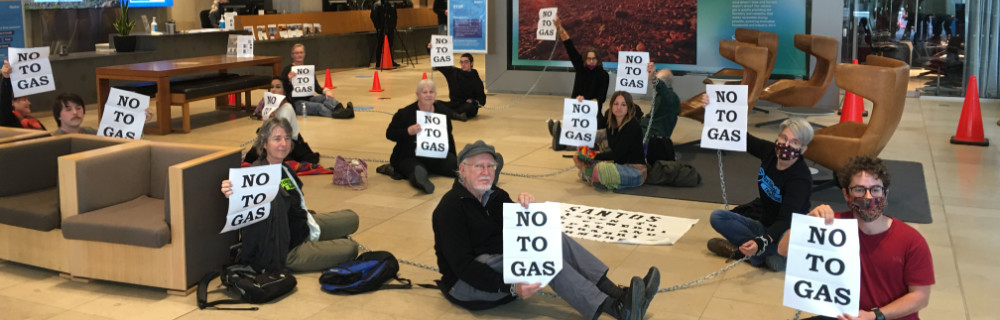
[774, 141, 802, 161]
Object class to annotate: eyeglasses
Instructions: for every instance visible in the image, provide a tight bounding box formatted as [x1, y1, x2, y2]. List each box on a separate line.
[776, 134, 802, 148]
[848, 185, 886, 197]
[468, 163, 497, 172]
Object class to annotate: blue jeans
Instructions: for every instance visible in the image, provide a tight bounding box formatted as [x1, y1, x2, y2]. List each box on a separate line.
[709, 209, 787, 271]
[293, 95, 339, 117]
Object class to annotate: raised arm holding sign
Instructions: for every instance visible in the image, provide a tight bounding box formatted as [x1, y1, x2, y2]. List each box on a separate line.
[8, 47, 55, 97]
[536, 8, 558, 41]
[430, 35, 454, 67]
[700, 84, 748, 151]
[98, 88, 149, 139]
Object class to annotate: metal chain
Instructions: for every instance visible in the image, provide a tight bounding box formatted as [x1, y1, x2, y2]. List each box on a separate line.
[356, 109, 396, 116]
[481, 42, 559, 111]
[499, 165, 576, 178]
[717, 149, 729, 210]
[239, 137, 257, 150]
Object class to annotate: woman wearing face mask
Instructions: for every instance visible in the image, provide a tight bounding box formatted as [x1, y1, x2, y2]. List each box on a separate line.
[705, 118, 814, 271]
[546, 16, 611, 151]
[244, 77, 320, 164]
[574, 91, 646, 190]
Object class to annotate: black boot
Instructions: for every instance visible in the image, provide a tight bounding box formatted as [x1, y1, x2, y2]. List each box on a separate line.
[601, 276, 645, 320]
[409, 165, 434, 194]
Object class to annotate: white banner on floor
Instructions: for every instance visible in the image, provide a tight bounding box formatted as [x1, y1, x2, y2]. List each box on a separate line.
[502, 202, 563, 287]
[291, 65, 315, 97]
[700, 84, 748, 152]
[783, 214, 861, 318]
[221, 164, 282, 233]
[559, 203, 699, 245]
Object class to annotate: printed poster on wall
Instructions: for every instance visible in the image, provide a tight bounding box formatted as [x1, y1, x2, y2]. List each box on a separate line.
[448, 0, 487, 53]
[0, 0, 26, 62]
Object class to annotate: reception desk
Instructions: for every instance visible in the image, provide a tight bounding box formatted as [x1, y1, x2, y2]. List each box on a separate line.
[233, 8, 438, 35]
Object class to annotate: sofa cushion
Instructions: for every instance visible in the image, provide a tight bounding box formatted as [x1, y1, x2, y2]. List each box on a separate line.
[62, 196, 171, 248]
[0, 187, 60, 231]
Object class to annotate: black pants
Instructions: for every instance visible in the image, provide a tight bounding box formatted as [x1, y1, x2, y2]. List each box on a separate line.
[645, 136, 676, 164]
[392, 154, 458, 180]
[451, 101, 479, 118]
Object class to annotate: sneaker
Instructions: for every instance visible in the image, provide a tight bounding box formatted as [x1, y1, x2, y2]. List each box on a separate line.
[707, 238, 744, 260]
[608, 276, 645, 320]
[410, 165, 434, 194]
[641, 267, 660, 316]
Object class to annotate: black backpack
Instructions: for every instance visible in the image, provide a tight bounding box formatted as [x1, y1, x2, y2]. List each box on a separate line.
[319, 251, 412, 294]
[197, 264, 298, 310]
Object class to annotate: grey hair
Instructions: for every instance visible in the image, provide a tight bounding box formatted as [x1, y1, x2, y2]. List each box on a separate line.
[416, 79, 436, 95]
[779, 118, 814, 147]
[253, 117, 294, 159]
[656, 69, 674, 88]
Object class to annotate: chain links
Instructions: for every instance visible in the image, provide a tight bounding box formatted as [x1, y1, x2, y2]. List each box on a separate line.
[499, 165, 576, 178]
[717, 149, 729, 210]
[356, 109, 397, 116]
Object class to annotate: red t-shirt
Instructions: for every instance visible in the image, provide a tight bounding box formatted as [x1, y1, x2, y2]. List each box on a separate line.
[12, 111, 45, 130]
[836, 211, 935, 320]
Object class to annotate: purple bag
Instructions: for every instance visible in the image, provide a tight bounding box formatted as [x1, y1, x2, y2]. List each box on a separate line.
[333, 156, 368, 190]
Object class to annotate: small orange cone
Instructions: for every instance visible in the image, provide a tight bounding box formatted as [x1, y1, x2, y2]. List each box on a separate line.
[421, 72, 427, 80]
[323, 68, 337, 89]
[379, 35, 394, 70]
[369, 71, 384, 92]
[839, 60, 865, 123]
[951, 76, 989, 146]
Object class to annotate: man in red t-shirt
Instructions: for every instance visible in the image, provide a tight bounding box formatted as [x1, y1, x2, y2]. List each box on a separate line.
[779, 155, 934, 320]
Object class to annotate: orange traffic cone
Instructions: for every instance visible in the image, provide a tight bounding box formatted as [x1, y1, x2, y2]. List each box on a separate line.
[421, 72, 427, 80]
[323, 68, 337, 89]
[379, 35, 394, 70]
[951, 76, 989, 146]
[839, 60, 865, 123]
[369, 71, 384, 92]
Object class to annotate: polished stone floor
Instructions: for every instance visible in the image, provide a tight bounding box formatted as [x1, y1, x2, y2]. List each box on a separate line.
[1, 56, 997, 320]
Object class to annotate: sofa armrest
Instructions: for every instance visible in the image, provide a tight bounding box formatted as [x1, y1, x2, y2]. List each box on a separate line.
[58, 142, 152, 220]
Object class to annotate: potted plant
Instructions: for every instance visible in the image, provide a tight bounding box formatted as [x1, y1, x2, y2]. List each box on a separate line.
[112, 0, 137, 52]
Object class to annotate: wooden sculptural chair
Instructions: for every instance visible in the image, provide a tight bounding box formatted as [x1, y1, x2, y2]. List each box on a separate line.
[680, 40, 769, 123]
[707, 28, 779, 85]
[755, 34, 839, 128]
[803, 55, 908, 189]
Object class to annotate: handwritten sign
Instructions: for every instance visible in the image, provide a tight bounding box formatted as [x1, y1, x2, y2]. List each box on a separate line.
[503, 202, 562, 287]
[430, 35, 454, 67]
[291, 65, 315, 98]
[558, 98, 598, 147]
[97, 88, 149, 140]
[615, 51, 649, 94]
[536, 8, 557, 41]
[261, 92, 284, 119]
[783, 214, 861, 318]
[8, 47, 55, 97]
[700, 84, 748, 151]
[221, 164, 282, 233]
[415, 110, 448, 159]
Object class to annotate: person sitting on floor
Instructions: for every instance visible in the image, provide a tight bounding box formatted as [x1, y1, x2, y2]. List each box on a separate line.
[244, 77, 320, 164]
[641, 62, 680, 163]
[432, 140, 660, 320]
[51, 93, 97, 135]
[778, 155, 934, 320]
[546, 16, 611, 151]
[706, 118, 814, 272]
[429, 48, 486, 121]
[221, 117, 359, 272]
[282, 43, 354, 118]
[574, 91, 647, 190]
[1, 60, 45, 130]
[385, 79, 457, 194]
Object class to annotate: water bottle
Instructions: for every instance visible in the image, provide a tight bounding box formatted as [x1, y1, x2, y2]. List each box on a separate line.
[301, 105, 307, 119]
[151, 17, 158, 33]
[219, 18, 226, 29]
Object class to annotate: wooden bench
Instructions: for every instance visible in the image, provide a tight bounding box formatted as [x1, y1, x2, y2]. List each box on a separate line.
[116, 74, 272, 133]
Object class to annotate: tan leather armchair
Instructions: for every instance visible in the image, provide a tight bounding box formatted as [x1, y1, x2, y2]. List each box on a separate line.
[680, 40, 769, 122]
[706, 29, 779, 83]
[803, 55, 909, 174]
[58, 140, 241, 294]
[0, 126, 49, 144]
[759, 34, 839, 108]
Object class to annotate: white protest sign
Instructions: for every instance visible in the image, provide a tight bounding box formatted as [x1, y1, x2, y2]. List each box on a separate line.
[536, 8, 557, 41]
[8, 47, 56, 97]
[291, 65, 315, 97]
[503, 202, 563, 287]
[615, 51, 649, 94]
[430, 35, 454, 67]
[97, 88, 149, 140]
[261, 92, 284, 119]
[221, 164, 283, 234]
[559, 98, 598, 147]
[700, 84, 749, 151]
[783, 214, 861, 318]
[415, 110, 448, 159]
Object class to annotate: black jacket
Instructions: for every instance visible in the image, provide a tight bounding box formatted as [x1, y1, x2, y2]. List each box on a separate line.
[595, 117, 645, 165]
[239, 162, 310, 272]
[433, 0, 447, 25]
[1, 78, 20, 128]
[386, 101, 457, 166]
[732, 134, 813, 246]
[435, 66, 486, 108]
[563, 39, 609, 108]
[281, 64, 324, 105]
[432, 180, 515, 309]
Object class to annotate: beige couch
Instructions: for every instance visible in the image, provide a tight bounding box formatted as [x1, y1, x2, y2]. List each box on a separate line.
[0, 126, 49, 144]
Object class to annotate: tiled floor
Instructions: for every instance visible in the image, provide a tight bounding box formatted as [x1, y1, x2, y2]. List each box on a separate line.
[2, 56, 997, 320]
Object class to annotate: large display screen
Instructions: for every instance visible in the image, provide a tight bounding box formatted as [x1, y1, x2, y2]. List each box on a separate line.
[510, 0, 809, 77]
[24, 0, 173, 10]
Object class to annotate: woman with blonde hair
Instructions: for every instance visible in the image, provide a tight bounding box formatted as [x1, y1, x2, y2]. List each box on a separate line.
[574, 91, 647, 190]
